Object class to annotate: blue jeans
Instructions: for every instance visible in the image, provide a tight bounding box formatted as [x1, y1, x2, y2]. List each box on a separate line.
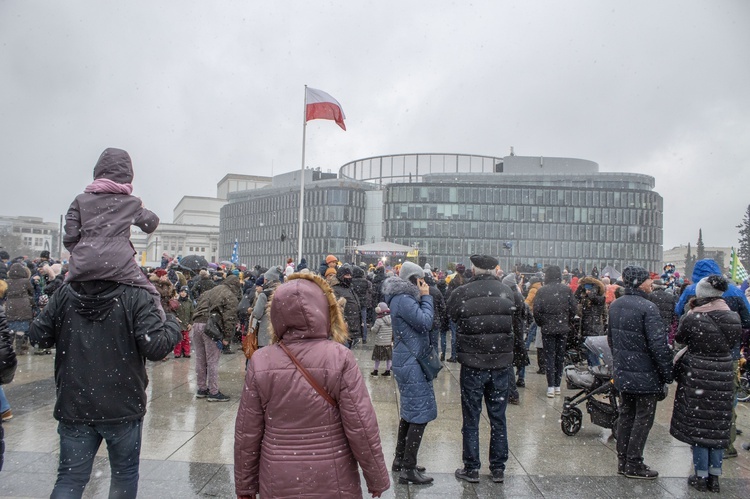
[459, 366, 510, 471]
[0, 386, 10, 413]
[692, 446, 723, 477]
[53, 419, 143, 499]
[449, 320, 458, 359]
[524, 322, 537, 350]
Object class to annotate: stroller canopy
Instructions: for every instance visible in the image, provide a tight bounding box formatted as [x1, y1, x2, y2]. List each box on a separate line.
[584, 336, 613, 367]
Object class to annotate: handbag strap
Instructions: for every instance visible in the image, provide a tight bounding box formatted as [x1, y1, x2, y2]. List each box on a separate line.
[278, 342, 337, 407]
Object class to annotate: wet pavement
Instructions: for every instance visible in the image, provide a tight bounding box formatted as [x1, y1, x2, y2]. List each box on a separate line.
[1, 345, 749, 498]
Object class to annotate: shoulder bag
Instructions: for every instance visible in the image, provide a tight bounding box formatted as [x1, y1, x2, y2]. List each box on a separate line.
[278, 342, 336, 407]
[395, 330, 443, 381]
[242, 315, 259, 359]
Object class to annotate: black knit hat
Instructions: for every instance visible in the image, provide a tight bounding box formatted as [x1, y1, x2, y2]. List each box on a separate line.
[622, 266, 650, 288]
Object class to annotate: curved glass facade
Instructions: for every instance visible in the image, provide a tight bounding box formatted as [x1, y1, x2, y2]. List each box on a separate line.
[383, 182, 663, 271]
[220, 182, 367, 268]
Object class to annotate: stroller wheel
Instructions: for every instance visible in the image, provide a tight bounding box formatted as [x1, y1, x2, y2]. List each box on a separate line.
[561, 407, 583, 436]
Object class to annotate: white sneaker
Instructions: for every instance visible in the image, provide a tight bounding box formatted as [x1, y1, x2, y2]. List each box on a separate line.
[555, 387, 561, 395]
[547, 387, 555, 398]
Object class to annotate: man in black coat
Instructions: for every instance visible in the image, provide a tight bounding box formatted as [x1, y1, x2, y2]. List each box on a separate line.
[29, 281, 181, 497]
[0, 305, 18, 471]
[351, 265, 373, 344]
[608, 266, 673, 479]
[447, 255, 524, 484]
[648, 279, 676, 340]
[332, 265, 361, 348]
[532, 265, 578, 397]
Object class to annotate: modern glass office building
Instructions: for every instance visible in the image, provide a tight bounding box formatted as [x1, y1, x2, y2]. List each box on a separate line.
[220, 169, 373, 268]
[340, 153, 663, 272]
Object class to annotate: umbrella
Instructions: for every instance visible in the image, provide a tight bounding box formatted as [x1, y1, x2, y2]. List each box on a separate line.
[180, 254, 209, 272]
[600, 265, 621, 281]
[220, 260, 234, 267]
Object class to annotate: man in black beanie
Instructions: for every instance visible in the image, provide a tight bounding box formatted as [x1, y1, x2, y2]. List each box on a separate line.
[608, 266, 673, 479]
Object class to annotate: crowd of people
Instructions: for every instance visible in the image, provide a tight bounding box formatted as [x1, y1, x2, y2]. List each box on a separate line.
[1, 149, 749, 497]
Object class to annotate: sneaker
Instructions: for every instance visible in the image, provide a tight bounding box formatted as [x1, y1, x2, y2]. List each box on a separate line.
[222, 348, 235, 355]
[196, 388, 209, 399]
[447, 357, 457, 363]
[554, 387, 561, 395]
[516, 378, 525, 387]
[381, 370, 391, 377]
[724, 446, 738, 458]
[1, 409, 12, 421]
[623, 463, 658, 480]
[536, 368, 546, 375]
[491, 468, 505, 483]
[183, 354, 191, 358]
[454, 468, 479, 483]
[440, 353, 445, 361]
[174, 354, 182, 359]
[370, 370, 379, 377]
[687, 475, 708, 492]
[207, 392, 230, 402]
[547, 387, 555, 398]
[509, 397, 520, 405]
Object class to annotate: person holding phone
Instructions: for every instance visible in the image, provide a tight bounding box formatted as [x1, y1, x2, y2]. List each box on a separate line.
[381, 262, 435, 485]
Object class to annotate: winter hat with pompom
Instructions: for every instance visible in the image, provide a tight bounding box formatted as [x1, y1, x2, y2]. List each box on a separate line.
[696, 274, 728, 299]
[375, 302, 390, 314]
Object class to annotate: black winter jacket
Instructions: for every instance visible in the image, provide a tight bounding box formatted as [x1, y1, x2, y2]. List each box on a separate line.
[648, 289, 677, 334]
[670, 298, 741, 448]
[0, 308, 17, 386]
[575, 277, 607, 336]
[29, 281, 181, 424]
[332, 278, 361, 339]
[447, 274, 523, 370]
[351, 266, 373, 311]
[607, 288, 673, 394]
[533, 277, 578, 336]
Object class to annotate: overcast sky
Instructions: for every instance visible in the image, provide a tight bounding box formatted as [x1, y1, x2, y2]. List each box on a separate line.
[1, 1, 748, 252]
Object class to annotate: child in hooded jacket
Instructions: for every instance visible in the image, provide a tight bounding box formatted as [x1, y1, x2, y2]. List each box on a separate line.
[63, 148, 164, 320]
[370, 302, 393, 376]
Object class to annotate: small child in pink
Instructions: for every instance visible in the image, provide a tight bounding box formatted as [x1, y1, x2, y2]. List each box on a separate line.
[64, 148, 165, 320]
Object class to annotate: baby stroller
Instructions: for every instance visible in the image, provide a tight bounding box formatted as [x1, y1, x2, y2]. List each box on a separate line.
[560, 336, 619, 436]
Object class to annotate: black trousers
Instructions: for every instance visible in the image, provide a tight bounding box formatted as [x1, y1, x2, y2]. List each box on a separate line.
[542, 334, 566, 387]
[617, 392, 658, 465]
[394, 418, 427, 469]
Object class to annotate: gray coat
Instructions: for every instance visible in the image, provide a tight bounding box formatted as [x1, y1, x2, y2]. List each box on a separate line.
[64, 148, 159, 284]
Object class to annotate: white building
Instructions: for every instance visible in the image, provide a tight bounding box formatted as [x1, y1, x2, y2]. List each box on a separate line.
[0, 215, 60, 258]
[133, 174, 271, 266]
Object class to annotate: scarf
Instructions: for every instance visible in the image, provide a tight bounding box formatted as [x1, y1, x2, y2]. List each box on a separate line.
[84, 178, 133, 195]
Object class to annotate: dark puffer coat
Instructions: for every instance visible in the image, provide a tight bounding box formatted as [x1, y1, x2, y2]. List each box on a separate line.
[5, 263, 34, 322]
[382, 276, 435, 424]
[332, 268, 361, 340]
[447, 274, 523, 370]
[648, 288, 677, 334]
[0, 306, 18, 472]
[608, 288, 673, 394]
[532, 267, 578, 336]
[575, 276, 607, 336]
[670, 298, 741, 448]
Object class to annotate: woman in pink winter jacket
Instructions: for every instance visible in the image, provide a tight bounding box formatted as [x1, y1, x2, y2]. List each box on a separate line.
[234, 273, 390, 498]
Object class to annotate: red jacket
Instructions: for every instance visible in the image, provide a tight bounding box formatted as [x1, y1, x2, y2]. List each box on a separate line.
[234, 273, 390, 498]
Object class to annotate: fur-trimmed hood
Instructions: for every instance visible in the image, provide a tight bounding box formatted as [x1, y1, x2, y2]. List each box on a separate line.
[381, 275, 420, 303]
[269, 272, 348, 344]
[578, 276, 605, 295]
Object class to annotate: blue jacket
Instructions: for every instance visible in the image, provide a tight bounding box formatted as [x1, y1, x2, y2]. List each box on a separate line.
[608, 288, 673, 394]
[675, 259, 750, 360]
[382, 276, 435, 424]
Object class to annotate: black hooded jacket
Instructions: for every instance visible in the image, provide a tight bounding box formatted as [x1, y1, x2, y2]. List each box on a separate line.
[532, 266, 578, 336]
[29, 281, 181, 424]
[332, 266, 361, 339]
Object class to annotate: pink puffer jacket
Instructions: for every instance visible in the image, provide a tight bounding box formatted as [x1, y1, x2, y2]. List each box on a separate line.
[234, 274, 390, 498]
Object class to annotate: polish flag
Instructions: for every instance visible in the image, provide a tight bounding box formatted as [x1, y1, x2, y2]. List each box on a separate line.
[306, 87, 346, 131]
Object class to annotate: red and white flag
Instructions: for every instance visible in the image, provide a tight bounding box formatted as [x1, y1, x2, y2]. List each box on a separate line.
[305, 87, 346, 131]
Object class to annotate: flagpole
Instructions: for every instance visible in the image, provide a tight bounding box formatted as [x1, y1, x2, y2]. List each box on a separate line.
[297, 85, 308, 264]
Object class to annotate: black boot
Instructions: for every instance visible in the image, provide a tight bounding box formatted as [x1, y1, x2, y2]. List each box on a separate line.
[687, 475, 708, 492]
[707, 474, 720, 493]
[391, 419, 408, 472]
[398, 468, 433, 485]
